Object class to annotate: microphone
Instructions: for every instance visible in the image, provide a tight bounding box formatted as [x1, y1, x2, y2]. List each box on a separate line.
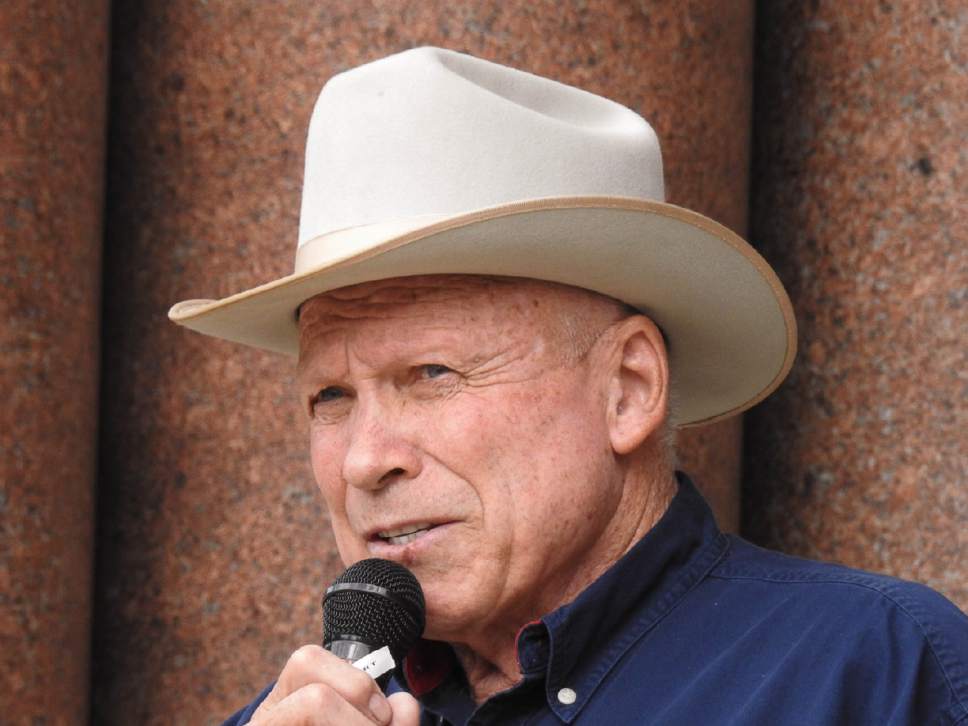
[322, 558, 426, 688]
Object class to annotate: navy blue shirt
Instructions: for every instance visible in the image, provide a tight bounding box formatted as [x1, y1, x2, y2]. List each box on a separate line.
[223, 475, 968, 725]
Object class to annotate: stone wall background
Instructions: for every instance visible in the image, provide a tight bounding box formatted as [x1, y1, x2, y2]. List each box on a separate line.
[0, 1, 963, 724]
[744, 0, 967, 614]
[0, 2, 109, 723]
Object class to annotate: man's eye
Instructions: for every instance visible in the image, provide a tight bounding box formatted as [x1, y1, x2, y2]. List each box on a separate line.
[421, 364, 453, 379]
[314, 386, 345, 404]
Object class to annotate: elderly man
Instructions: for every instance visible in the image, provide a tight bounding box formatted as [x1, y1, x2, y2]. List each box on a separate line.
[170, 48, 968, 725]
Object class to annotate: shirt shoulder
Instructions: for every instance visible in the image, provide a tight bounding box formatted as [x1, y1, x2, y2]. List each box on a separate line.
[715, 535, 967, 630]
[708, 535, 968, 725]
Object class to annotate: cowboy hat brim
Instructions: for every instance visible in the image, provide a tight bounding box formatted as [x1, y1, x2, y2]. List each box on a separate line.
[168, 196, 796, 427]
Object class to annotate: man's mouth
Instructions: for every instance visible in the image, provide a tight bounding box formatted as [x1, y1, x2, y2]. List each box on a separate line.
[375, 523, 435, 546]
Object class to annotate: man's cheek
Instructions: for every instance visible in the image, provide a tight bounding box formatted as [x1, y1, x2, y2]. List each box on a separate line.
[313, 476, 344, 520]
[330, 519, 366, 564]
[310, 441, 346, 499]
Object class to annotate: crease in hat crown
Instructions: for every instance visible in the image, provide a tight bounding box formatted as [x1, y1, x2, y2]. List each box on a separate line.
[168, 46, 797, 427]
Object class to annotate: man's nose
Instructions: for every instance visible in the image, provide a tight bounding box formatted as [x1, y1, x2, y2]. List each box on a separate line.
[341, 395, 422, 491]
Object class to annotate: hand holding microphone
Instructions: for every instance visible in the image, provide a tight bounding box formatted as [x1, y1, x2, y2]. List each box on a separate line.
[247, 559, 425, 725]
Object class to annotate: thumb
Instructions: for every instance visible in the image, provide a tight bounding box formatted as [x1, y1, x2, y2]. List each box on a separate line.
[387, 691, 421, 725]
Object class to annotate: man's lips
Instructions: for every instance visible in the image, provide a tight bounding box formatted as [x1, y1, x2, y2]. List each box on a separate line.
[363, 520, 457, 555]
[365, 520, 454, 545]
[375, 522, 435, 545]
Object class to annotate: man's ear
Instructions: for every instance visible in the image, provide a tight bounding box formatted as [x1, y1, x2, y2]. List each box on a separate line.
[604, 316, 669, 455]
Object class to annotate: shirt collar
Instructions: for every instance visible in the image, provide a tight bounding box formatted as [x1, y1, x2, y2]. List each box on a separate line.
[401, 472, 728, 722]
[542, 471, 728, 721]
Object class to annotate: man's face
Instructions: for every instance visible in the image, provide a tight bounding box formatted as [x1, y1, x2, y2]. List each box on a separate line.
[297, 275, 630, 640]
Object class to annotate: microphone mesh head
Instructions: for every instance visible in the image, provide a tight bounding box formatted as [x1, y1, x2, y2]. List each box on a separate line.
[323, 558, 425, 664]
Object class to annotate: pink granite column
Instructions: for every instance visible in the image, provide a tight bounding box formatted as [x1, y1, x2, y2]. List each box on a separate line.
[94, 2, 752, 721]
[745, 1, 967, 611]
[0, 1, 109, 723]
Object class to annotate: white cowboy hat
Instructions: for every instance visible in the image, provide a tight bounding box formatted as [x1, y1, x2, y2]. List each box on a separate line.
[168, 46, 796, 427]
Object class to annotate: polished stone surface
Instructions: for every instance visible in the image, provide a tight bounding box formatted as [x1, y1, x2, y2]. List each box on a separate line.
[94, 2, 752, 721]
[745, 0, 967, 611]
[0, 1, 108, 722]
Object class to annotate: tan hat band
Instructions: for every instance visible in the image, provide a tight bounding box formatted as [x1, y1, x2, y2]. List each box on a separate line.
[294, 214, 453, 274]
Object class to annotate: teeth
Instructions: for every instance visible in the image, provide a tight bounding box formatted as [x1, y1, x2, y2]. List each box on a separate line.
[377, 523, 433, 544]
[385, 531, 424, 545]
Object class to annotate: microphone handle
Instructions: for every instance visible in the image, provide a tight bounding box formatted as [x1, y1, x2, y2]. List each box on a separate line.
[327, 639, 375, 662]
[325, 639, 395, 691]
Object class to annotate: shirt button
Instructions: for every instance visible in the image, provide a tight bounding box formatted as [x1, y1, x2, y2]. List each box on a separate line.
[557, 687, 577, 705]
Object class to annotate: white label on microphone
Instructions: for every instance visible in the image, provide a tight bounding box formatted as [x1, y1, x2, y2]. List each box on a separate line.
[352, 645, 396, 680]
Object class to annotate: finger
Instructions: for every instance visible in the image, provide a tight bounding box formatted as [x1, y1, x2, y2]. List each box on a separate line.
[254, 645, 391, 723]
[253, 681, 383, 726]
[387, 691, 422, 726]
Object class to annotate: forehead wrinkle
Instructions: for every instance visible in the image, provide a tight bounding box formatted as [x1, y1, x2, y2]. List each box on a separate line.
[299, 292, 490, 334]
[299, 307, 485, 358]
[299, 275, 555, 326]
[297, 274, 631, 376]
[318, 274, 517, 303]
[326, 302, 475, 325]
[299, 281, 519, 352]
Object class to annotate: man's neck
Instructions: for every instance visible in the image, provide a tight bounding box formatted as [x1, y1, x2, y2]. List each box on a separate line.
[450, 464, 678, 703]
